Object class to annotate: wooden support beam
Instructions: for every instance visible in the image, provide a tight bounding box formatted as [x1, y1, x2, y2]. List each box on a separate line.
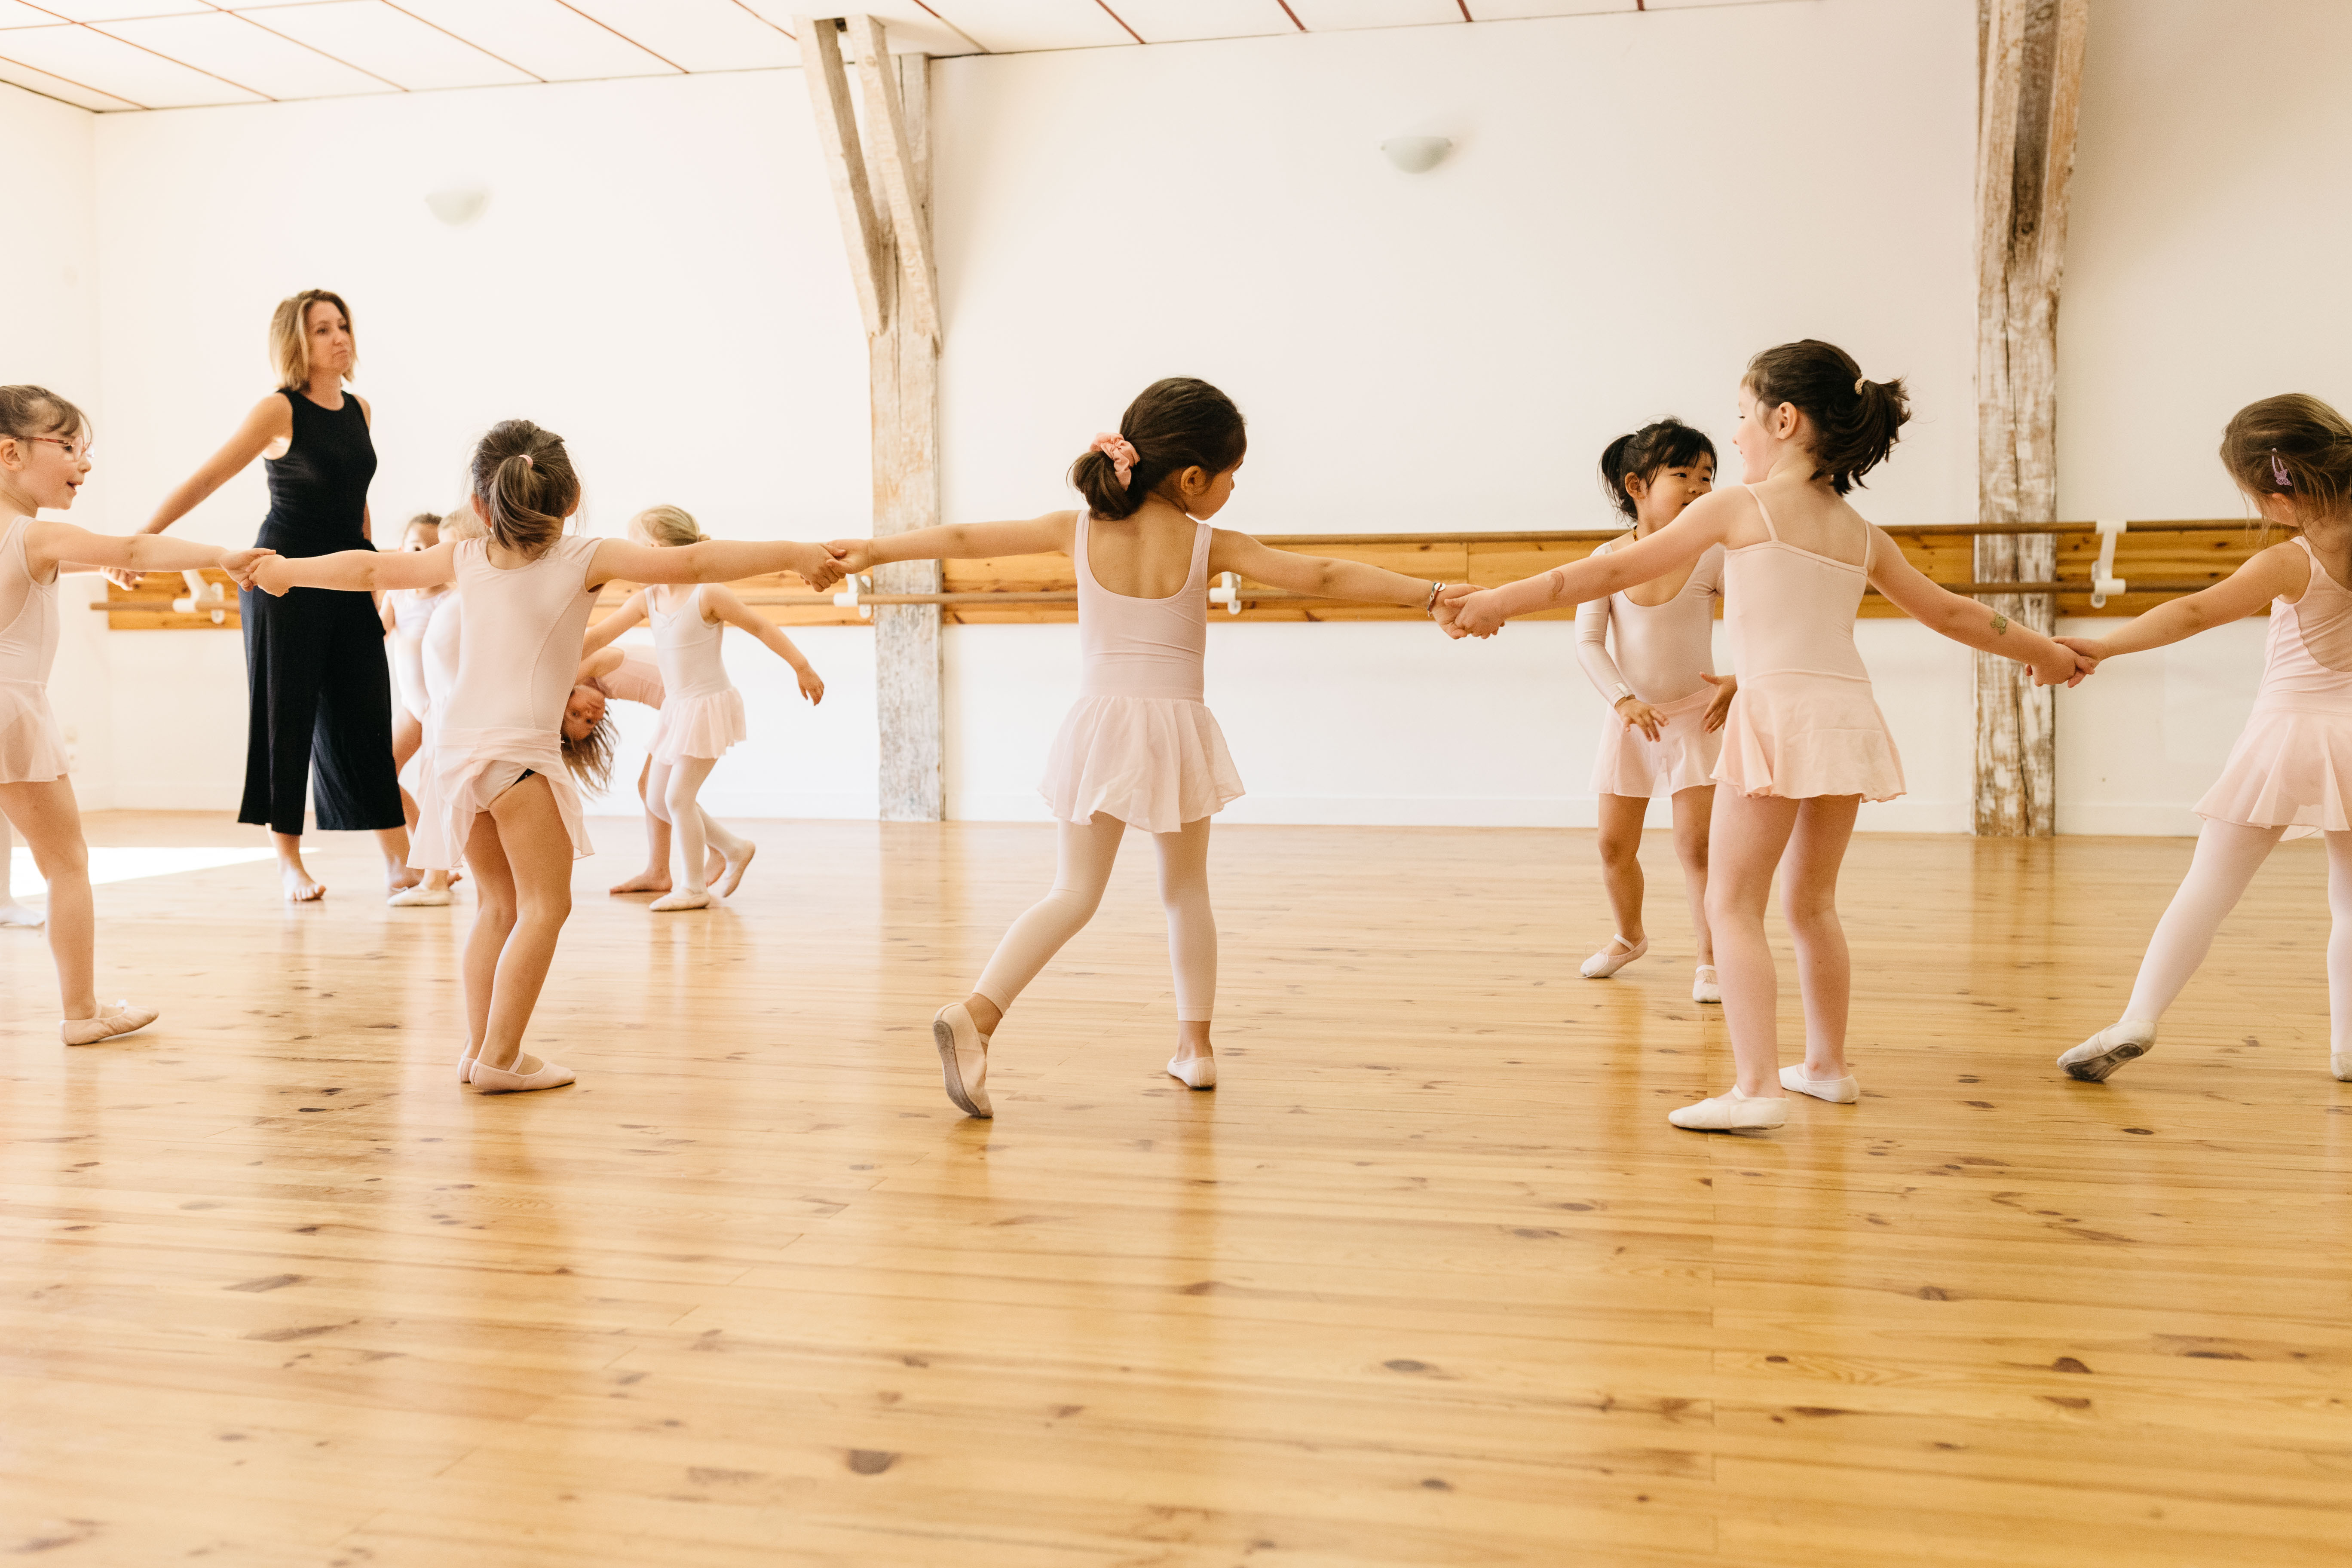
[845, 13, 942, 349]
[796, 17, 887, 337]
[1973, 0, 2089, 837]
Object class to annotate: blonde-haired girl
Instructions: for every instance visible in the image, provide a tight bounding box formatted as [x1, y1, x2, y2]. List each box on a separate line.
[253, 425, 844, 1093]
[579, 504, 824, 912]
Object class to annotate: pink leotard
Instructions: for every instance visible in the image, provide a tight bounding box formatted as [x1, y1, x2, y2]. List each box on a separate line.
[0, 516, 67, 784]
[2198, 536, 2352, 835]
[1037, 513, 1243, 833]
[1577, 538, 1726, 799]
[1712, 486, 1904, 802]
[591, 649, 666, 710]
[408, 535, 600, 869]
[647, 585, 746, 763]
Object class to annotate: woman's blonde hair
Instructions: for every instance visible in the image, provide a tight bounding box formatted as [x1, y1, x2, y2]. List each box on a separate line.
[630, 504, 708, 547]
[270, 289, 356, 391]
[470, 420, 578, 558]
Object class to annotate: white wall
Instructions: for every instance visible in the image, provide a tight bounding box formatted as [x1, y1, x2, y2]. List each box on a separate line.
[2049, 0, 2352, 835]
[0, 87, 110, 799]
[48, 0, 2349, 833]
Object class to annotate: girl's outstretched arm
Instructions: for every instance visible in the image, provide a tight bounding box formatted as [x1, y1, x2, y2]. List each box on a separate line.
[252, 541, 456, 597]
[826, 512, 1077, 574]
[1207, 532, 1439, 609]
[588, 537, 844, 593]
[1442, 495, 1736, 637]
[2055, 542, 2306, 667]
[28, 521, 273, 585]
[705, 585, 825, 704]
[1865, 528, 2088, 686]
[577, 647, 625, 686]
[582, 589, 649, 657]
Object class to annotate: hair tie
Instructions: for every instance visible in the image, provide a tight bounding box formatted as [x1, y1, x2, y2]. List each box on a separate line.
[1090, 432, 1139, 490]
[1854, 376, 1868, 395]
[521, 453, 534, 470]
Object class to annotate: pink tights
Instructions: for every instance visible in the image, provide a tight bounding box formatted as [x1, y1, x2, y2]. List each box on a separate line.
[2122, 819, 2352, 1054]
[975, 812, 1216, 1023]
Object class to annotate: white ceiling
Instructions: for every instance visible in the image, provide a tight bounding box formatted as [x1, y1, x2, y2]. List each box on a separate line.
[0, 0, 1786, 113]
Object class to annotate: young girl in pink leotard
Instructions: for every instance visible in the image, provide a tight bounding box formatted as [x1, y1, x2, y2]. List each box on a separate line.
[830, 377, 1457, 1119]
[1445, 340, 2086, 1132]
[1574, 419, 1734, 1002]
[2055, 395, 2352, 1087]
[0, 385, 273, 1044]
[253, 420, 844, 1094]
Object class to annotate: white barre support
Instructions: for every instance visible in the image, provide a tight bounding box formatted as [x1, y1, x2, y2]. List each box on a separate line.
[832, 573, 873, 620]
[1208, 571, 1243, 615]
[2091, 519, 2127, 609]
[171, 569, 229, 625]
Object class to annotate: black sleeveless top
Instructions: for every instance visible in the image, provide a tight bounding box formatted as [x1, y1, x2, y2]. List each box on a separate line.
[259, 388, 377, 557]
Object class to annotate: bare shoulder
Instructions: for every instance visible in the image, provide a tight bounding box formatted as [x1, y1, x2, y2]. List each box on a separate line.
[354, 393, 372, 425]
[250, 391, 294, 431]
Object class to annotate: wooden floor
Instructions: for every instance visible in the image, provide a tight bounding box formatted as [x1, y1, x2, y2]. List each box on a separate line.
[4, 814, 2349, 1567]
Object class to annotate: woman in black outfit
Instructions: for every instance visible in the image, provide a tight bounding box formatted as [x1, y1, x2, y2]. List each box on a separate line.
[135, 289, 417, 901]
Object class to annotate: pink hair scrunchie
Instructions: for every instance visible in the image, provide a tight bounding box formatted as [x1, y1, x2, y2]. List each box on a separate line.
[1090, 432, 1139, 490]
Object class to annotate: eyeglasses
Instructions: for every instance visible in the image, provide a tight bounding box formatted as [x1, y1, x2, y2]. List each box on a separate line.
[26, 436, 92, 461]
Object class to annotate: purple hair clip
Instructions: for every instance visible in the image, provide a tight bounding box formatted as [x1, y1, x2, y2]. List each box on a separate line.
[2272, 449, 2294, 490]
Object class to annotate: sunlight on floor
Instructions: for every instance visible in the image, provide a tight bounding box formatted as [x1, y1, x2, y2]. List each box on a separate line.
[6, 847, 278, 900]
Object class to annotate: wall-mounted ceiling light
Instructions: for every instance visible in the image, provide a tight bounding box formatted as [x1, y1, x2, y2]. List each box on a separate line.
[1381, 136, 1453, 175]
[425, 184, 489, 226]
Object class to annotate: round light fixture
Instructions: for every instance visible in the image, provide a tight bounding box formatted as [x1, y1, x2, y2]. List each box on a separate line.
[1381, 136, 1453, 175]
[425, 184, 489, 226]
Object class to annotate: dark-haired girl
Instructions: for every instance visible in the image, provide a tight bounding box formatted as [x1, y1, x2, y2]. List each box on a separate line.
[1574, 419, 1730, 1001]
[2053, 394, 2352, 1087]
[254, 421, 845, 1094]
[1444, 341, 2087, 1132]
[831, 376, 1453, 1118]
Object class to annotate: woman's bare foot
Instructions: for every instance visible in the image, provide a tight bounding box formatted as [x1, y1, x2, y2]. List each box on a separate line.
[282, 866, 325, 902]
[609, 867, 672, 895]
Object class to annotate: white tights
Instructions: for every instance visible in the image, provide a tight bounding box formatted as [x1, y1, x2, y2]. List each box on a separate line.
[975, 812, 1216, 1023]
[645, 757, 747, 897]
[2122, 819, 2352, 1054]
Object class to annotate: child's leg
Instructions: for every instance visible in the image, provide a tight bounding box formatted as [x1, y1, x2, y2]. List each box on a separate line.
[0, 809, 41, 927]
[2327, 832, 2352, 1076]
[652, 757, 722, 910]
[474, 776, 576, 1077]
[457, 808, 514, 1075]
[1777, 794, 1862, 1079]
[611, 757, 677, 894]
[0, 779, 98, 1019]
[391, 710, 423, 834]
[966, 812, 1127, 1035]
[1671, 784, 1715, 967]
[1593, 792, 1648, 951]
[1701, 788, 1805, 1096]
[2119, 819, 2284, 1024]
[1155, 818, 1216, 1063]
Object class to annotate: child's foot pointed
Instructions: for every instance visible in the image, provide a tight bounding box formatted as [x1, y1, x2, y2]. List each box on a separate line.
[714, 841, 757, 899]
[2058, 1022, 2156, 1082]
[932, 1003, 991, 1118]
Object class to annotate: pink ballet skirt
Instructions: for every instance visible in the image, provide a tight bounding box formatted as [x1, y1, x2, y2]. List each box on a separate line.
[410, 726, 592, 870]
[1714, 674, 1906, 802]
[649, 687, 747, 764]
[2196, 539, 2352, 838]
[1592, 687, 1721, 798]
[1040, 694, 1245, 835]
[0, 680, 67, 784]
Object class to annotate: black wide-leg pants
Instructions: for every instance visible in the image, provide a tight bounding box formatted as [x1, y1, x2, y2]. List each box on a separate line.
[238, 583, 404, 836]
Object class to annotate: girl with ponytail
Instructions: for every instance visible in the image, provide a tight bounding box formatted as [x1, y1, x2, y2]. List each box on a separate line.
[829, 376, 1459, 1118]
[253, 421, 846, 1094]
[1442, 341, 2089, 1133]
